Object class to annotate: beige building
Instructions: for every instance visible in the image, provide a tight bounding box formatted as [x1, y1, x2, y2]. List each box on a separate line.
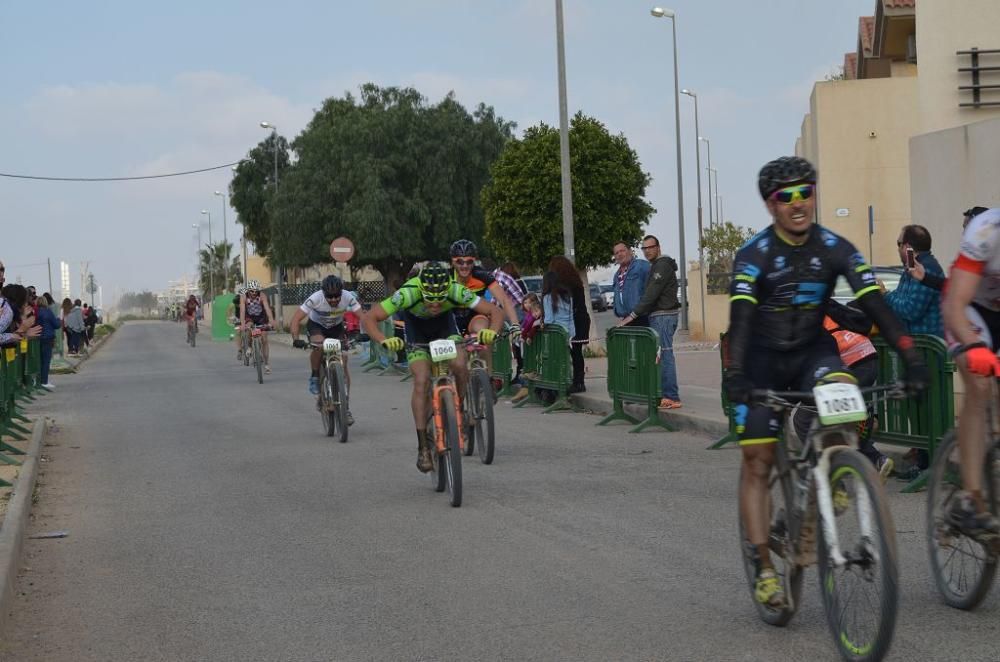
[692, 0, 1000, 340]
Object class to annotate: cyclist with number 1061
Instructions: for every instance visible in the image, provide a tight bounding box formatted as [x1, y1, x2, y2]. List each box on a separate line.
[723, 156, 928, 612]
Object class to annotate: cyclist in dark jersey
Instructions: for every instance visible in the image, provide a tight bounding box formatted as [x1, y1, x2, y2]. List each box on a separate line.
[723, 156, 928, 609]
[362, 261, 503, 472]
[450, 239, 521, 336]
[240, 280, 277, 374]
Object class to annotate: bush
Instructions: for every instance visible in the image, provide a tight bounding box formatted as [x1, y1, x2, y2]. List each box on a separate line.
[93, 324, 116, 340]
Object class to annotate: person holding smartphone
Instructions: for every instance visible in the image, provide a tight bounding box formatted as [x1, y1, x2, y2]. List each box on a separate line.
[882, 225, 945, 337]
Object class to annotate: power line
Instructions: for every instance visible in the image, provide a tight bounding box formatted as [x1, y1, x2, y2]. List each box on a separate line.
[0, 160, 244, 182]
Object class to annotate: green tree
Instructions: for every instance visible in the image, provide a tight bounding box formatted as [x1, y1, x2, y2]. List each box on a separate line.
[229, 133, 291, 258]
[481, 112, 654, 275]
[700, 221, 757, 293]
[198, 241, 242, 299]
[265, 84, 515, 285]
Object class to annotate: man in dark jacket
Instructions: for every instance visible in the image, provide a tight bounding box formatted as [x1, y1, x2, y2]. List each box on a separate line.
[619, 234, 682, 409]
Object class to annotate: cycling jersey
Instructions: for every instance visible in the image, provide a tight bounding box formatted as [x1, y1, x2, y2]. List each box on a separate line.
[452, 267, 494, 332]
[243, 295, 267, 324]
[953, 207, 1000, 311]
[380, 277, 480, 319]
[729, 225, 879, 352]
[184, 301, 198, 318]
[300, 290, 362, 329]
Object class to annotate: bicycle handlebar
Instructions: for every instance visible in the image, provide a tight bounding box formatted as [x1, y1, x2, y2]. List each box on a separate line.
[750, 382, 906, 409]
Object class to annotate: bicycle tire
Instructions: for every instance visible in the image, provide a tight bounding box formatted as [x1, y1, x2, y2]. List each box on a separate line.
[473, 369, 495, 464]
[319, 368, 336, 438]
[332, 362, 349, 443]
[188, 325, 195, 347]
[253, 337, 263, 384]
[243, 333, 250, 366]
[738, 460, 803, 627]
[927, 430, 999, 610]
[817, 449, 898, 662]
[463, 378, 476, 457]
[440, 389, 463, 507]
[428, 410, 446, 493]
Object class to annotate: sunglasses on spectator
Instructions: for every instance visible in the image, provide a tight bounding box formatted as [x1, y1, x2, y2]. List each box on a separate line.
[769, 183, 815, 205]
[453, 258, 475, 266]
[641, 243, 658, 250]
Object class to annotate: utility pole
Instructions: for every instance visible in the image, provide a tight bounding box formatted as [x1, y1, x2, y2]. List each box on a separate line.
[554, 0, 576, 262]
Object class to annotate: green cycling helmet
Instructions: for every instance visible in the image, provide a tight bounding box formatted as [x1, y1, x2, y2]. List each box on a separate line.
[418, 262, 451, 302]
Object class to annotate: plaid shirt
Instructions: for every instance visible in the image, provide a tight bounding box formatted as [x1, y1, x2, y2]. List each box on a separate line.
[884, 252, 944, 337]
[492, 269, 526, 307]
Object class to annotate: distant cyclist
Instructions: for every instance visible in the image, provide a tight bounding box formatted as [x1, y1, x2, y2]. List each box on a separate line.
[183, 295, 200, 334]
[240, 280, 276, 374]
[362, 261, 502, 472]
[290, 275, 362, 426]
[231, 284, 245, 361]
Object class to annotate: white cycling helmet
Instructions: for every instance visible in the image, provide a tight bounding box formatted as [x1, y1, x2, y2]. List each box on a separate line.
[245, 280, 261, 292]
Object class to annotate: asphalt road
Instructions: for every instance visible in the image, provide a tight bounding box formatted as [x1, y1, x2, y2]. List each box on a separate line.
[2, 321, 1000, 661]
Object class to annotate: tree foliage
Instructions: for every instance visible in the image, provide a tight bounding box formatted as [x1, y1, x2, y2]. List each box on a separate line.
[198, 241, 242, 299]
[262, 84, 514, 285]
[229, 134, 291, 258]
[117, 291, 158, 314]
[481, 112, 654, 273]
[700, 221, 757, 293]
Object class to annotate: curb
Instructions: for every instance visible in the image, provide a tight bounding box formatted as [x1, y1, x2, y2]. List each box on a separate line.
[50, 327, 115, 374]
[568, 391, 731, 438]
[0, 418, 47, 634]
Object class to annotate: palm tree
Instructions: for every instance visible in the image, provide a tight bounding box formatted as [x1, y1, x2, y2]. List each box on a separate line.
[198, 241, 242, 300]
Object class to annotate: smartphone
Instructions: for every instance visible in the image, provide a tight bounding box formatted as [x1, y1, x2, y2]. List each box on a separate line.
[906, 248, 916, 269]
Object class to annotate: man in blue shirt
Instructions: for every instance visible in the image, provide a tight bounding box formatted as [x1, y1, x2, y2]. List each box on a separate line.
[612, 241, 650, 326]
[884, 225, 944, 337]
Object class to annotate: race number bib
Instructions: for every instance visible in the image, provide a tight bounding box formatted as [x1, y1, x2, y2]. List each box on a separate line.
[322, 338, 341, 354]
[813, 382, 867, 425]
[429, 339, 458, 363]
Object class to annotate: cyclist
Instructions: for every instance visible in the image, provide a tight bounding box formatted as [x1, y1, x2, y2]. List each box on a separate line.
[723, 156, 927, 609]
[183, 295, 199, 336]
[361, 261, 503, 472]
[240, 280, 276, 374]
[290, 275, 362, 425]
[231, 284, 246, 361]
[941, 205, 1000, 543]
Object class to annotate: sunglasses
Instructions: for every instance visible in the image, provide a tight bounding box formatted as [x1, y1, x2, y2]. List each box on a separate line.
[453, 258, 475, 267]
[641, 244, 658, 250]
[325, 295, 342, 302]
[422, 291, 448, 302]
[770, 183, 815, 205]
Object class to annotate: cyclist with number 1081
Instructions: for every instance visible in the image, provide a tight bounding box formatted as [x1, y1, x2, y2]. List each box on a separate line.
[723, 156, 928, 609]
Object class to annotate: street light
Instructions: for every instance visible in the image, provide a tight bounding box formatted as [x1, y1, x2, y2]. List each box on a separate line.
[681, 89, 706, 338]
[699, 137, 713, 228]
[231, 165, 248, 284]
[201, 209, 215, 298]
[192, 222, 203, 295]
[214, 190, 229, 291]
[260, 120, 284, 330]
[708, 167, 719, 228]
[651, 6, 688, 331]
[554, 0, 575, 261]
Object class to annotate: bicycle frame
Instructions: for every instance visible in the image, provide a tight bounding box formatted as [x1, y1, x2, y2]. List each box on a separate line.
[429, 359, 465, 454]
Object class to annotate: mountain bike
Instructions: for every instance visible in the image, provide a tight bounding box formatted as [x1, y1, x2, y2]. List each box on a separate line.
[411, 339, 466, 507]
[739, 382, 904, 662]
[462, 335, 496, 464]
[927, 378, 1000, 610]
[186, 319, 197, 347]
[309, 338, 349, 443]
[245, 323, 270, 384]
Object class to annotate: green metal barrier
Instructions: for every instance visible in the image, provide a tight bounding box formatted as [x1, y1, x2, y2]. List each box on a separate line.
[0, 345, 29, 472]
[597, 327, 674, 433]
[363, 319, 406, 376]
[514, 326, 574, 413]
[871, 335, 955, 492]
[490, 333, 514, 396]
[24, 338, 43, 393]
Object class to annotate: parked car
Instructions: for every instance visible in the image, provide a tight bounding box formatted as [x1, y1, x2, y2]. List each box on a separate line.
[589, 283, 608, 312]
[599, 283, 614, 309]
[831, 266, 903, 304]
[522, 275, 543, 295]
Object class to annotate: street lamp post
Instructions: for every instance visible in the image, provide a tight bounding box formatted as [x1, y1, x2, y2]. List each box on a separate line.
[681, 89, 706, 338]
[201, 210, 214, 298]
[554, 0, 575, 262]
[215, 190, 229, 291]
[260, 121, 283, 330]
[700, 137, 713, 228]
[192, 222, 203, 294]
[708, 167, 719, 228]
[232, 165, 249, 284]
[651, 6, 688, 331]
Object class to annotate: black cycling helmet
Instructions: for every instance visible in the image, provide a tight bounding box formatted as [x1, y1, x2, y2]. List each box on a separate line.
[963, 206, 990, 219]
[449, 239, 478, 258]
[321, 275, 343, 298]
[418, 261, 451, 301]
[758, 156, 817, 200]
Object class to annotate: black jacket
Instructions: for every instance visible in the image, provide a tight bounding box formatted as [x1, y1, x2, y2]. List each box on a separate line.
[633, 255, 680, 317]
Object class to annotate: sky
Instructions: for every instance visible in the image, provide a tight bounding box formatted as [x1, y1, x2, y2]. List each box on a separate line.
[1, 0, 877, 301]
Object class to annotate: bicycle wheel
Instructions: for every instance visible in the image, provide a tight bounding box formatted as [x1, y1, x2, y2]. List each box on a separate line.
[188, 325, 196, 347]
[927, 430, 999, 610]
[319, 368, 337, 438]
[332, 362, 349, 444]
[427, 410, 446, 493]
[463, 380, 476, 457]
[253, 338, 263, 384]
[472, 369, 495, 464]
[439, 389, 463, 507]
[738, 457, 803, 627]
[243, 333, 250, 366]
[817, 449, 898, 662]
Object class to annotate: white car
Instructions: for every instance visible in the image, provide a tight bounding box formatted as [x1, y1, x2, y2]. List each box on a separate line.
[599, 284, 614, 309]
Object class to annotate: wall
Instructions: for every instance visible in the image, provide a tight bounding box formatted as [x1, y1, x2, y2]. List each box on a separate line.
[686, 262, 729, 341]
[915, 0, 1000, 134]
[909, 115, 1000, 266]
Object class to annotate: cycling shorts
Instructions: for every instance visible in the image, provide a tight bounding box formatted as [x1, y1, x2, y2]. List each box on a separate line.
[945, 303, 1000, 354]
[307, 320, 345, 341]
[736, 333, 851, 446]
[402, 311, 461, 363]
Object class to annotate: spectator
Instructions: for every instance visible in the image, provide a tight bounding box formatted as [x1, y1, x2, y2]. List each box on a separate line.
[883, 225, 944, 336]
[541, 271, 575, 338]
[612, 241, 650, 326]
[36, 293, 60, 390]
[620, 234, 683, 409]
[84, 303, 98, 341]
[512, 293, 544, 403]
[65, 299, 86, 355]
[548, 255, 591, 394]
[1, 284, 41, 346]
[909, 207, 990, 292]
[60, 298, 73, 351]
[496, 262, 529, 384]
[79, 301, 92, 348]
